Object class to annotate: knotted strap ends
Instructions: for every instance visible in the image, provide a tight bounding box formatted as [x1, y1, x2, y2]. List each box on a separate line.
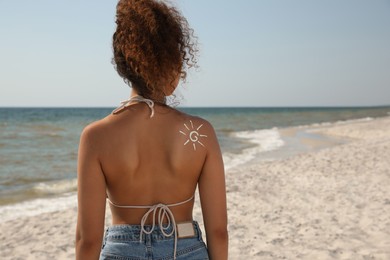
[139, 204, 178, 260]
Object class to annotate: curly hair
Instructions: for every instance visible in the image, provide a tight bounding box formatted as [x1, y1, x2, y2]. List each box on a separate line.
[113, 0, 198, 102]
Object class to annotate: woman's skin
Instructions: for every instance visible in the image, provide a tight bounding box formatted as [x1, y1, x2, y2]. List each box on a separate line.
[76, 86, 228, 259]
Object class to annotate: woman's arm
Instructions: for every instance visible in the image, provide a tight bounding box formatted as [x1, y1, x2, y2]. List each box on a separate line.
[198, 122, 228, 260]
[76, 124, 107, 260]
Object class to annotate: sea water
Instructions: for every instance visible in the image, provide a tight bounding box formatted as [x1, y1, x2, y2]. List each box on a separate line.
[0, 106, 389, 221]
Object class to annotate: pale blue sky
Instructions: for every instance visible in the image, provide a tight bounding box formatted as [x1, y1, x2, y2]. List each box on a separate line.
[0, 0, 389, 107]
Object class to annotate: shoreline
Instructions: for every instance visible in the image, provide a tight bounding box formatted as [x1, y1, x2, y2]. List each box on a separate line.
[1, 116, 389, 259]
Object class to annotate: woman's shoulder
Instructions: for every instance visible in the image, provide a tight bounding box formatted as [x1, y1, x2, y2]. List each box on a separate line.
[174, 111, 218, 146]
[79, 115, 112, 142]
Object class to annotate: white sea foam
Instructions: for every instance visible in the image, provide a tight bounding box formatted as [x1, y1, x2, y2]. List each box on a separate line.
[33, 179, 77, 195]
[223, 128, 284, 170]
[299, 117, 374, 129]
[0, 193, 77, 223]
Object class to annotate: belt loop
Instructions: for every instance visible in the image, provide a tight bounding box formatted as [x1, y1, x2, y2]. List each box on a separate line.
[101, 227, 109, 249]
[194, 222, 202, 241]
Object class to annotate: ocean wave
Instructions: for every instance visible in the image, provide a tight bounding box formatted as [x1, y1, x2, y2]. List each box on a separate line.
[33, 179, 77, 195]
[46, 132, 63, 138]
[293, 116, 375, 129]
[0, 193, 77, 223]
[223, 128, 284, 170]
[0, 176, 51, 187]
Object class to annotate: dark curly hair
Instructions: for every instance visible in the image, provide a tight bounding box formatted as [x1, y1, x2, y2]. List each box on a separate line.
[113, 0, 198, 102]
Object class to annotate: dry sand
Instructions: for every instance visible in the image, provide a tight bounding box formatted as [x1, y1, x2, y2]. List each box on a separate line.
[1, 117, 389, 259]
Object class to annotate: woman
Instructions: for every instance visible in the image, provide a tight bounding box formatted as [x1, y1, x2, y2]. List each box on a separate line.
[75, 0, 228, 259]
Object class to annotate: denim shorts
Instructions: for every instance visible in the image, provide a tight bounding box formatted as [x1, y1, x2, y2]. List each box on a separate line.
[100, 221, 209, 260]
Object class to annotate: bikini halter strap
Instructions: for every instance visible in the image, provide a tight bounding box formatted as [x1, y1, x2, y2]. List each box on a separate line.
[112, 95, 155, 118]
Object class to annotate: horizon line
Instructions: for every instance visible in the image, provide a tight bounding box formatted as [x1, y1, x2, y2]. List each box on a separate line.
[1, 104, 389, 109]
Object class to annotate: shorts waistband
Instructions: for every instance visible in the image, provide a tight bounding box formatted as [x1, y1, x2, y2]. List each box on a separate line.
[104, 220, 202, 242]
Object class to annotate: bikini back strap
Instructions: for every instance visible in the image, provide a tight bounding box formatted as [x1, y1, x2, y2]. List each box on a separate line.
[106, 195, 194, 209]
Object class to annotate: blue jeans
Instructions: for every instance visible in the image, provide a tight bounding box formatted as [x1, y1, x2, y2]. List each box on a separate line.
[100, 221, 209, 260]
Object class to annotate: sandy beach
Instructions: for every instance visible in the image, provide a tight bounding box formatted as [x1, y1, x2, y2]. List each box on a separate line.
[1, 116, 389, 259]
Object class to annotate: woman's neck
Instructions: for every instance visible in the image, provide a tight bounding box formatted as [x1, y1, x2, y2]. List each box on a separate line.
[130, 89, 166, 104]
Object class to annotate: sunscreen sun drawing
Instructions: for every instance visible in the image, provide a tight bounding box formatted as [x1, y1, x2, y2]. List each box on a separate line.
[179, 120, 207, 151]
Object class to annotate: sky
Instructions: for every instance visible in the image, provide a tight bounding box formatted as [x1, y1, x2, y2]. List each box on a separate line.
[0, 0, 389, 107]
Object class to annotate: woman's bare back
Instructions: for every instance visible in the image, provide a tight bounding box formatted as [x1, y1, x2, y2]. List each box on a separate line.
[91, 103, 211, 224]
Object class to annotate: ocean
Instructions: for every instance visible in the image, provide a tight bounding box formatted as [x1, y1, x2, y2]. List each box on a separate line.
[0, 106, 389, 222]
